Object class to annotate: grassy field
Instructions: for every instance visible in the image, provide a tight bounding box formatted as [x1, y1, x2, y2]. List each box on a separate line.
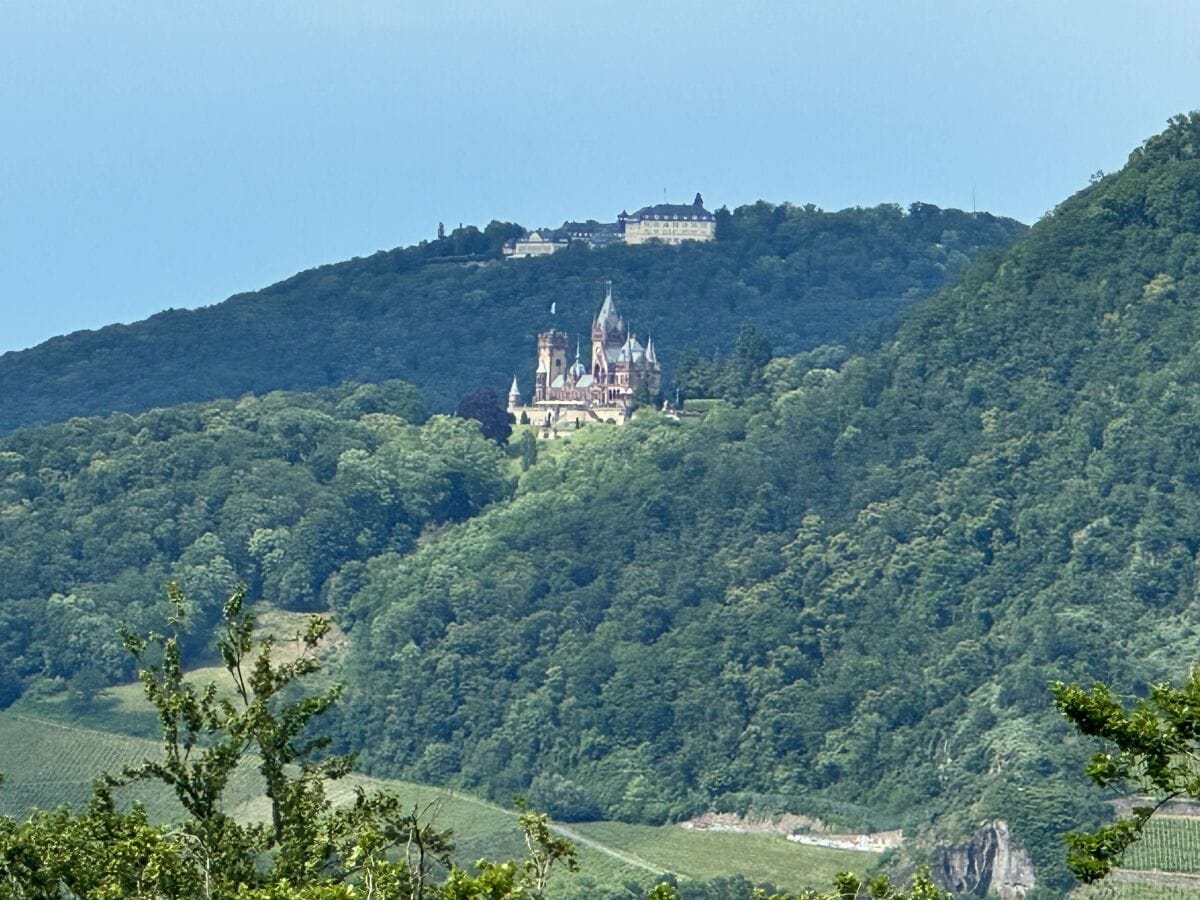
[1071, 881, 1200, 899]
[0, 710, 640, 895]
[0, 710, 876, 896]
[1064, 815, 1200, 899]
[571, 821, 878, 893]
[1116, 816, 1200, 874]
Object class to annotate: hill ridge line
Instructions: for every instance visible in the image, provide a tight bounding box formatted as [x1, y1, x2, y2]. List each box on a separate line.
[7, 712, 160, 746]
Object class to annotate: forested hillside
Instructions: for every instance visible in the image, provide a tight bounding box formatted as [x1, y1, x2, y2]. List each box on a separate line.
[329, 114, 1200, 892]
[13, 113, 1200, 894]
[0, 203, 1023, 433]
[0, 380, 508, 707]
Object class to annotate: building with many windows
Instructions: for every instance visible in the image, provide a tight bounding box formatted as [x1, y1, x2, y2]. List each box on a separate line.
[619, 195, 716, 245]
[505, 229, 568, 259]
[503, 195, 714, 258]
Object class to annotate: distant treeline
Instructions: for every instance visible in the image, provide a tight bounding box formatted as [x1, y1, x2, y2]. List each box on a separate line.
[0, 202, 1024, 433]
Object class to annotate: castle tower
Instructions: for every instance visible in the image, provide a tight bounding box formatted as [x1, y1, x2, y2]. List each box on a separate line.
[591, 281, 626, 382]
[642, 334, 662, 397]
[535, 330, 569, 402]
[507, 375, 521, 412]
[568, 338, 587, 384]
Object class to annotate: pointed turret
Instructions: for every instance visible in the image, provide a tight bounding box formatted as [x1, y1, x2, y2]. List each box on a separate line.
[645, 335, 658, 366]
[618, 333, 646, 363]
[569, 338, 586, 381]
[591, 280, 627, 386]
[595, 280, 620, 330]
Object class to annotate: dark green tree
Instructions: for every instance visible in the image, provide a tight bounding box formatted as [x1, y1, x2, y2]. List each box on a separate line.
[631, 380, 654, 410]
[456, 387, 513, 444]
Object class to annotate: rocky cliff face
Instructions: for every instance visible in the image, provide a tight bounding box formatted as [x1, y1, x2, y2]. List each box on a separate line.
[931, 820, 1035, 898]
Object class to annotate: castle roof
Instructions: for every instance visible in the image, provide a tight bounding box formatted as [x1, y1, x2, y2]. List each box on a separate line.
[569, 350, 587, 379]
[595, 282, 621, 330]
[618, 334, 646, 364]
[645, 335, 657, 366]
[509, 375, 520, 395]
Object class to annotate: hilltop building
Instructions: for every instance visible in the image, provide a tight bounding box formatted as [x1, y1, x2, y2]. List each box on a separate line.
[506, 229, 568, 259]
[503, 195, 713, 259]
[508, 282, 661, 431]
[619, 195, 717, 245]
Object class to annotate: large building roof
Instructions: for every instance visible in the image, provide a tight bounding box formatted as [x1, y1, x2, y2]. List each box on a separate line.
[562, 220, 621, 235]
[625, 202, 714, 222]
[618, 334, 646, 364]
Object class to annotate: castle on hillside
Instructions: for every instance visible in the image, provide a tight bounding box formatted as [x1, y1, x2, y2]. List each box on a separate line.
[503, 194, 714, 259]
[508, 282, 662, 428]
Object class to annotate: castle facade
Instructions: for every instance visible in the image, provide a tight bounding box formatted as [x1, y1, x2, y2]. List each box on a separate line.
[619, 198, 716, 245]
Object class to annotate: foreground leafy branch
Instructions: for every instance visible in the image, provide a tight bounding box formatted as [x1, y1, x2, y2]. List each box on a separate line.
[647, 867, 945, 900]
[1052, 672, 1200, 881]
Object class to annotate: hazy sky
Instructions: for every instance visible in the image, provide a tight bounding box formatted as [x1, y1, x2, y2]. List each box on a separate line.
[3, 1, 1200, 354]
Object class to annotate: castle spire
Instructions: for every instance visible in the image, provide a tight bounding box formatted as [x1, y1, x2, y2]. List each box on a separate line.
[645, 334, 658, 366]
[596, 280, 618, 327]
[508, 374, 521, 411]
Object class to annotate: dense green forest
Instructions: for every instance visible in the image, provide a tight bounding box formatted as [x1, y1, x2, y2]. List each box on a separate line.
[0, 202, 1023, 433]
[0, 380, 509, 708]
[313, 114, 1200, 893]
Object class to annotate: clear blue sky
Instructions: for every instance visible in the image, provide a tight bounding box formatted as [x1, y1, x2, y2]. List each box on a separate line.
[3, 0, 1199, 354]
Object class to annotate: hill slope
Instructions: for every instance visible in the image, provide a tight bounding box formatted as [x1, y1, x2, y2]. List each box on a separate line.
[0, 203, 1023, 432]
[333, 114, 1200, 893]
[0, 710, 878, 898]
[0, 380, 508, 706]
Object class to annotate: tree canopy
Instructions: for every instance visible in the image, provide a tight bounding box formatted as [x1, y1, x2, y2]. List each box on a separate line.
[456, 387, 514, 444]
[0, 380, 508, 708]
